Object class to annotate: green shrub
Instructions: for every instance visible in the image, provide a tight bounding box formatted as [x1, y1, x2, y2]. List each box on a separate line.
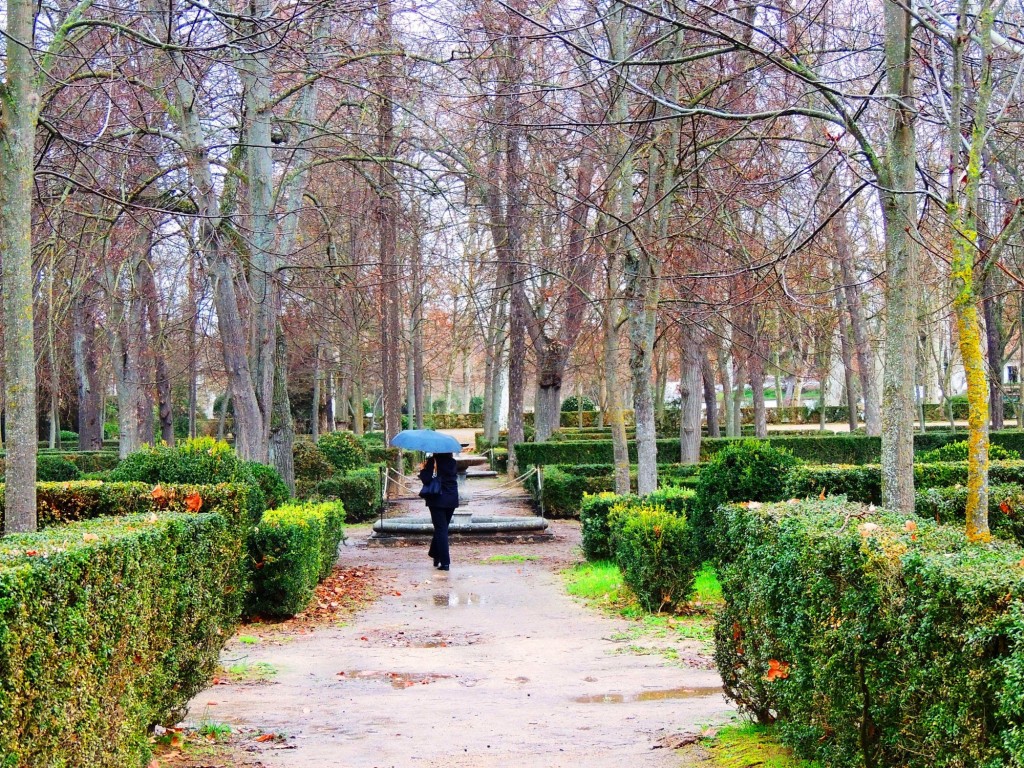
[610, 501, 697, 611]
[58, 429, 78, 442]
[918, 439, 1021, 463]
[243, 461, 289, 509]
[110, 438, 264, 518]
[248, 501, 346, 617]
[317, 431, 367, 472]
[581, 492, 636, 561]
[714, 497, 1024, 767]
[915, 483, 1024, 545]
[561, 395, 596, 412]
[692, 440, 799, 559]
[530, 464, 699, 519]
[580, 487, 695, 561]
[306, 468, 381, 522]
[111, 437, 253, 485]
[293, 441, 335, 481]
[35, 453, 83, 481]
[0, 512, 244, 766]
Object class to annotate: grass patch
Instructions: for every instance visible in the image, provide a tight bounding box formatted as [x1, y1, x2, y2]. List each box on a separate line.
[483, 554, 539, 563]
[564, 560, 628, 605]
[197, 721, 232, 742]
[237, 634, 260, 645]
[692, 562, 723, 604]
[563, 560, 718, 656]
[222, 661, 277, 683]
[706, 722, 820, 768]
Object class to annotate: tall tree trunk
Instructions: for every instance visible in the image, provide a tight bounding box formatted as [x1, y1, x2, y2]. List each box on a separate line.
[140, 257, 174, 444]
[679, 323, 703, 463]
[836, 289, 859, 432]
[702, 349, 720, 437]
[983, 267, 1004, 430]
[0, 0, 39, 531]
[604, 280, 631, 495]
[879, 0, 920, 513]
[312, 342, 322, 442]
[719, 339, 736, 437]
[72, 285, 103, 450]
[269, 327, 295, 494]
[376, 0, 402, 463]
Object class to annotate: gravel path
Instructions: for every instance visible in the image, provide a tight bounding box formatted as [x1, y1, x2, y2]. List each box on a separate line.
[184, 477, 733, 767]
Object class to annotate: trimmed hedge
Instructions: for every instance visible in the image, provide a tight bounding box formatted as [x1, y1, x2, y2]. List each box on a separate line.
[0, 481, 261, 539]
[610, 500, 697, 612]
[915, 483, 1024, 545]
[293, 441, 335, 481]
[248, 501, 346, 617]
[715, 497, 1024, 767]
[0, 511, 245, 766]
[918, 439, 1020, 463]
[35, 454, 82, 482]
[580, 487, 695, 561]
[785, 460, 1024, 505]
[298, 468, 381, 522]
[529, 464, 700, 519]
[317, 432, 367, 472]
[243, 461, 290, 509]
[110, 439, 266, 520]
[514, 430, 1024, 467]
[692, 440, 799, 559]
[0, 452, 119, 479]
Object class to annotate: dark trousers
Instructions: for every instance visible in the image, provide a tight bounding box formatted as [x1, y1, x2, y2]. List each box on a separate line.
[428, 507, 455, 566]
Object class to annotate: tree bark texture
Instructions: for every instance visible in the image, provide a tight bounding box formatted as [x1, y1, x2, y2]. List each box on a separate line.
[0, 0, 39, 531]
[878, 0, 920, 514]
[679, 323, 703, 464]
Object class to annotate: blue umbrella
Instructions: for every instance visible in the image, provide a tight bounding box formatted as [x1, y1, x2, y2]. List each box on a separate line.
[389, 429, 462, 454]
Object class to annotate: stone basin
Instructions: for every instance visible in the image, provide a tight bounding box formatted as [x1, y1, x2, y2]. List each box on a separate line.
[370, 513, 550, 542]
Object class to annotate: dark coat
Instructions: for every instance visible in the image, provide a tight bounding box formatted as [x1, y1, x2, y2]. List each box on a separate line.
[419, 453, 460, 509]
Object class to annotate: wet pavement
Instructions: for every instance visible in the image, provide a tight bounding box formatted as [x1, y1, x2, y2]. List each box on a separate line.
[184, 476, 734, 767]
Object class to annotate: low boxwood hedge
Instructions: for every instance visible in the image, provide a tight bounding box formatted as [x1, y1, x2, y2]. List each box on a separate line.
[0, 481, 262, 538]
[580, 487, 695, 561]
[785, 460, 1024, 504]
[514, 430, 1024, 468]
[0, 511, 245, 766]
[298, 468, 381, 522]
[248, 501, 346, 617]
[714, 497, 1024, 767]
[915, 483, 1024, 545]
[528, 464, 701, 519]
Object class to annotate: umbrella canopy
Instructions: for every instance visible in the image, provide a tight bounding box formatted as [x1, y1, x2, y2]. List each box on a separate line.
[389, 429, 462, 454]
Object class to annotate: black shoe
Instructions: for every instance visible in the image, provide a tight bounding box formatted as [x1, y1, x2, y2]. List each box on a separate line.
[438, 565, 450, 571]
[433, 560, 440, 568]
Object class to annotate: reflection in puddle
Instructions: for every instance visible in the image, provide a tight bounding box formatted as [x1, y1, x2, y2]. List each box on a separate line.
[336, 670, 452, 689]
[433, 592, 485, 606]
[573, 686, 723, 703]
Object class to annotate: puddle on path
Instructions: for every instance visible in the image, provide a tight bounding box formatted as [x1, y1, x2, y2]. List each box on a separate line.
[573, 686, 723, 703]
[357, 628, 485, 648]
[432, 591, 486, 606]
[335, 670, 453, 689]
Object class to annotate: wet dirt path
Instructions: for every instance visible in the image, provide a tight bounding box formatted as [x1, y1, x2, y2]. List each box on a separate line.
[185, 480, 734, 767]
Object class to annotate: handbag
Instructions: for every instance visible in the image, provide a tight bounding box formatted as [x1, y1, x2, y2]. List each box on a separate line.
[419, 462, 441, 499]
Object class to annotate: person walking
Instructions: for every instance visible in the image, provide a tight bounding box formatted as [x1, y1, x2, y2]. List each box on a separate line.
[419, 452, 459, 570]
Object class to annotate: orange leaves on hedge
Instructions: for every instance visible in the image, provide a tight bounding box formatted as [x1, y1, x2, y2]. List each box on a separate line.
[151, 485, 171, 509]
[185, 492, 203, 512]
[765, 659, 790, 681]
[1002, 500, 1014, 516]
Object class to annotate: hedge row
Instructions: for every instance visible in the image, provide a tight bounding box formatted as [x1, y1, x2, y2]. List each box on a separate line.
[528, 464, 700, 518]
[296, 468, 382, 522]
[785, 460, 1024, 505]
[715, 497, 1024, 767]
[249, 501, 346, 617]
[0, 480, 261, 534]
[514, 430, 1024, 467]
[0, 511, 245, 767]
